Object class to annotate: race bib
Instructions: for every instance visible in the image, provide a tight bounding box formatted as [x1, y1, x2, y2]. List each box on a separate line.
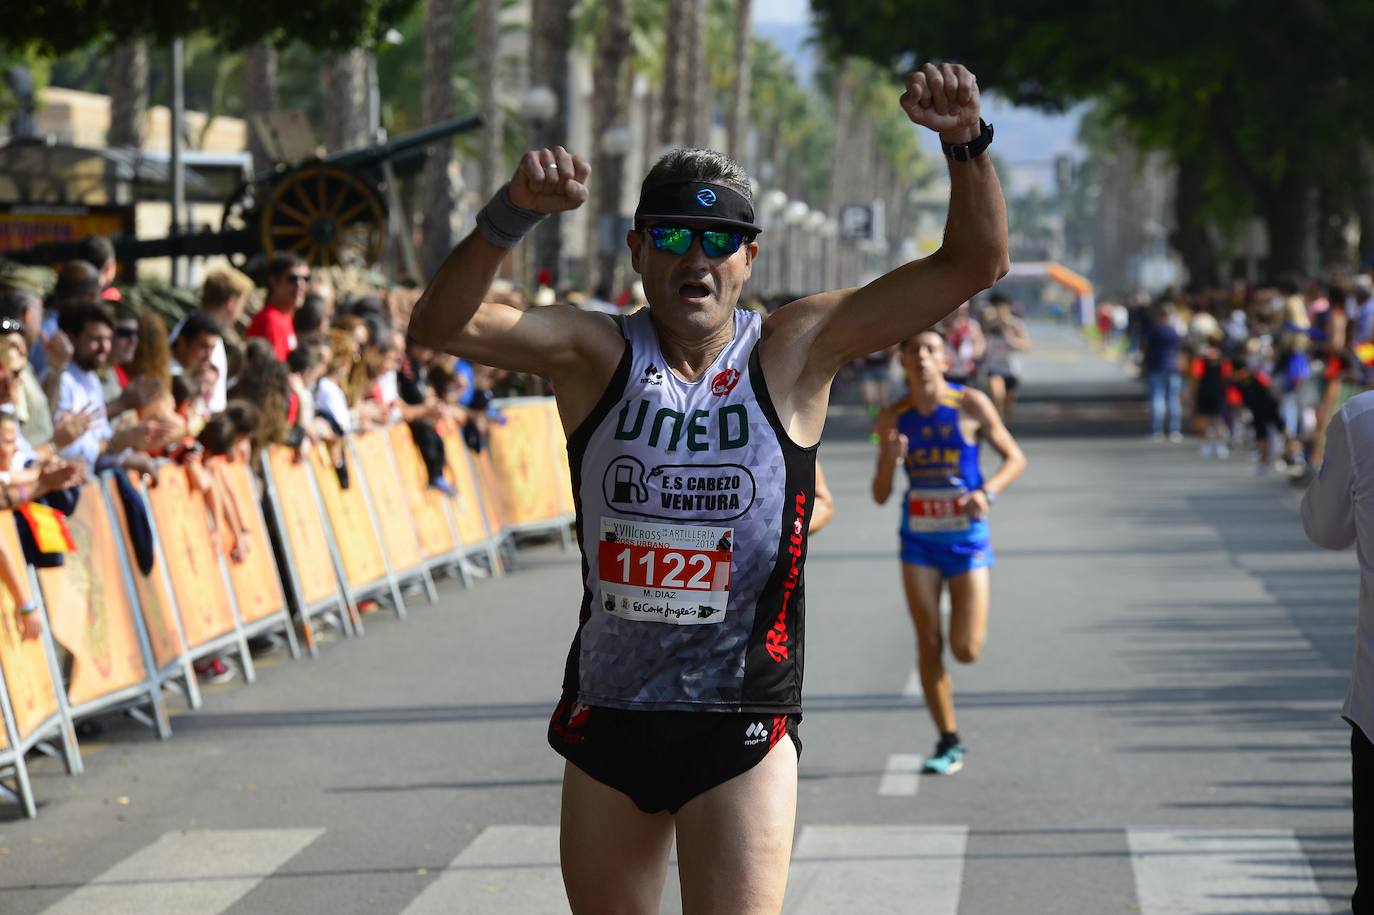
[906, 489, 971, 534]
[598, 517, 732, 625]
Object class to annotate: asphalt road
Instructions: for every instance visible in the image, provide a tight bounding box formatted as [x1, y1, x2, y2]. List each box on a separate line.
[0, 323, 1359, 914]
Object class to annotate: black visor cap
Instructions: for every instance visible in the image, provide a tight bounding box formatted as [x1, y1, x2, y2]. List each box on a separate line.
[634, 180, 760, 235]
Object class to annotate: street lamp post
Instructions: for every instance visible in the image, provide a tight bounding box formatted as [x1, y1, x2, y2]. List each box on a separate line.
[759, 190, 788, 296]
[597, 124, 634, 297]
[805, 210, 827, 293]
[784, 200, 810, 295]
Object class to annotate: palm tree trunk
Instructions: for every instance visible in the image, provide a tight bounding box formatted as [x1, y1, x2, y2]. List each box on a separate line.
[476, 0, 504, 200]
[421, 0, 458, 279]
[242, 41, 278, 171]
[529, 0, 572, 285]
[659, 0, 687, 147]
[106, 39, 149, 149]
[826, 59, 852, 286]
[683, 0, 707, 146]
[591, 0, 632, 296]
[322, 48, 371, 153]
[727, 0, 752, 162]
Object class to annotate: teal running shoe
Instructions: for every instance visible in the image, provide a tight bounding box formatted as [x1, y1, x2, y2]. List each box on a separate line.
[922, 742, 964, 775]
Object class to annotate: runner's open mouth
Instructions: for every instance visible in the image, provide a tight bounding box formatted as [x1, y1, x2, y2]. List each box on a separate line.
[679, 282, 711, 298]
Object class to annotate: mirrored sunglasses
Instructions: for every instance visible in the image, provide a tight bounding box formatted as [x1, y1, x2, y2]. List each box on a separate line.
[647, 224, 747, 259]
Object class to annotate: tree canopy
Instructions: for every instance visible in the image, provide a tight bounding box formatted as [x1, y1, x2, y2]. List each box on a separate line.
[811, 0, 1374, 276]
[4, 0, 421, 55]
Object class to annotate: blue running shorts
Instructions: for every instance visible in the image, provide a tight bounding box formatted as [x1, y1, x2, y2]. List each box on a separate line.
[900, 535, 994, 578]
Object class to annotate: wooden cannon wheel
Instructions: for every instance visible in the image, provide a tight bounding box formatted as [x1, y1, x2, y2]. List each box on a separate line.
[259, 165, 386, 269]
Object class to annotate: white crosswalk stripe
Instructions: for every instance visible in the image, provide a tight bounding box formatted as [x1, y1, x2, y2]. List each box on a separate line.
[38, 828, 323, 915]
[35, 823, 1343, 913]
[399, 826, 568, 914]
[784, 825, 967, 914]
[877, 753, 921, 796]
[1127, 827, 1330, 914]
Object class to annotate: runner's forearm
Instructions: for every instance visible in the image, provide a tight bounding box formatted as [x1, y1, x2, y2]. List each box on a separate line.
[982, 450, 1026, 498]
[872, 458, 897, 504]
[938, 155, 1009, 292]
[407, 231, 509, 352]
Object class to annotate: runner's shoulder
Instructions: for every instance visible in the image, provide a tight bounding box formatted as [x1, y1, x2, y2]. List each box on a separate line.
[957, 386, 998, 422]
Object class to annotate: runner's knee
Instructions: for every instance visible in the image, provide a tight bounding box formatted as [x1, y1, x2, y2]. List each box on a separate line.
[950, 636, 982, 664]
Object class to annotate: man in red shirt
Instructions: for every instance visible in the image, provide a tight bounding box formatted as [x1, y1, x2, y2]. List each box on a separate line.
[247, 253, 307, 361]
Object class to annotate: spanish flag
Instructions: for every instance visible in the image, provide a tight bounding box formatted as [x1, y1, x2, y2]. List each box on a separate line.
[16, 503, 76, 555]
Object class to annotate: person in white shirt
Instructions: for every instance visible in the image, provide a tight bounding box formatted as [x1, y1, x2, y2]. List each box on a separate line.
[1301, 388, 1374, 912]
[53, 303, 165, 474]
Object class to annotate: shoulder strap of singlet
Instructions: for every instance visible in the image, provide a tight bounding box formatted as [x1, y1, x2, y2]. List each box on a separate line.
[937, 385, 965, 411]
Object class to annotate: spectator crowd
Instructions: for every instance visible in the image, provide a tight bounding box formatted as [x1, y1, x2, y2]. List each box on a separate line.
[1096, 271, 1374, 482]
[0, 237, 526, 685]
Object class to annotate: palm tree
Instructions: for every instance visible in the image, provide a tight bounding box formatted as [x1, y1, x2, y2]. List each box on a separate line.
[682, 0, 706, 146]
[529, 0, 573, 284]
[590, 0, 632, 295]
[106, 38, 149, 149]
[476, 0, 503, 200]
[421, 0, 457, 279]
[658, 0, 687, 147]
[321, 48, 371, 153]
[726, 0, 751, 161]
[242, 41, 277, 171]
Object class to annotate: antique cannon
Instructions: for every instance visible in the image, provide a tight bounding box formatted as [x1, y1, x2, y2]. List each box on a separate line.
[5, 113, 482, 271]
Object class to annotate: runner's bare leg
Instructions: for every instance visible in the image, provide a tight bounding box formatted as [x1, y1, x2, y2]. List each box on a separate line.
[947, 566, 990, 663]
[903, 562, 955, 733]
[675, 739, 798, 914]
[561, 762, 675, 914]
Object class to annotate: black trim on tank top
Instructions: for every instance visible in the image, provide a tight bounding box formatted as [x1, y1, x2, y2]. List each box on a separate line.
[739, 339, 817, 711]
[561, 320, 632, 700]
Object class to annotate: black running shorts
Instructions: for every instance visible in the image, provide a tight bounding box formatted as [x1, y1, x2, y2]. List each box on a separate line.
[547, 700, 802, 814]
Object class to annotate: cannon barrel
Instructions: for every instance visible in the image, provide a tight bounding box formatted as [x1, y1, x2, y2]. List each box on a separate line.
[3, 228, 258, 267]
[323, 113, 484, 173]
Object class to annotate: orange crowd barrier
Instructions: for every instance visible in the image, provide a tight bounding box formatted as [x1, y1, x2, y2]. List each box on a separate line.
[0, 512, 61, 748]
[308, 442, 389, 593]
[386, 424, 458, 561]
[143, 463, 248, 679]
[353, 430, 426, 577]
[215, 457, 289, 626]
[105, 474, 187, 676]
[263, 446, 346, 610]
[38, 488, 157, 720]
[486, 401, 563, 529]
[440, 425, 495, 549]
[0, 508, 80, 817]
[548, 409, 575, 517]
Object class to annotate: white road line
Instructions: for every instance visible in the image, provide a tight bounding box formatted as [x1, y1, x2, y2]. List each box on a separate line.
[877, 753, 921, 796]
[1127, 827, 1329, 914]
[400, 826, 568, 914]
[901, 668, 922, 699]
[785, 825, 966, 915]
[40, 828, 323, 915]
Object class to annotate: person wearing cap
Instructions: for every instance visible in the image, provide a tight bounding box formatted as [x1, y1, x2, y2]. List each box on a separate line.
[408, 61, 1007, 911]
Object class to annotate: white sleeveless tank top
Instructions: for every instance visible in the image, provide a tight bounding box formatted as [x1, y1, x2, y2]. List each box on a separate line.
[561, 308, 816, 713]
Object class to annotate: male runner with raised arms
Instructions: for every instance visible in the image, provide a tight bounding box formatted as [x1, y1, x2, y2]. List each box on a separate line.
[408, 62, 1006, 914]
[872, 329, 1026, 775]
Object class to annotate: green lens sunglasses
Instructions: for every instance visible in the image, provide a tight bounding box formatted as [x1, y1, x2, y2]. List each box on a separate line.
[646, 224, 748, 259]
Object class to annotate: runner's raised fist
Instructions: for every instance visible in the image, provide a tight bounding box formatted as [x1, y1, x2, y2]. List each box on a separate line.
[509, 146, 591, 214]
[900, 63, 981, 144]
